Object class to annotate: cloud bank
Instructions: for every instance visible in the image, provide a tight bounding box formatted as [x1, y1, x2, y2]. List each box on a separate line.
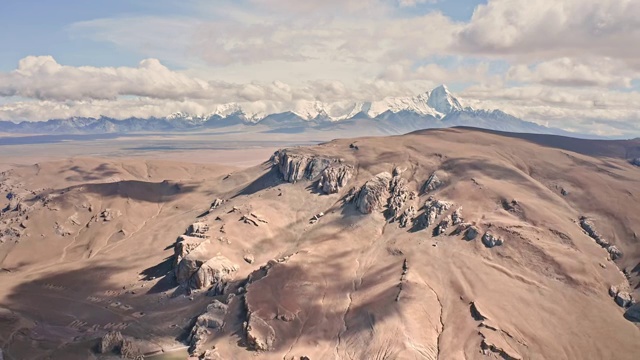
[1, 0, 639, 136]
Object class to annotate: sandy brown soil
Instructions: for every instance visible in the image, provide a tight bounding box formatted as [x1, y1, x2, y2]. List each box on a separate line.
[1, 128, 640, 359]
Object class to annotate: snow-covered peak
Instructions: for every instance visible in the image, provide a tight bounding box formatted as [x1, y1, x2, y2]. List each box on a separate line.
[166, 112, 207, 121]
[364, 91, 441, 118]
[427, 84, 463, 114]
[166, 84, 466, 123]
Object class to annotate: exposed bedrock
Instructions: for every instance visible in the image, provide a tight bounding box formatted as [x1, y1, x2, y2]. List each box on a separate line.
[272, 150, 353, 193]
[189, 300, 228, 355]
[422, 199, 452, 228]
[355, 172, 393, 214]
[421, 172, 444, 194]
[318, 164, 354, 194]
[388, 172, 410, 219]
[482, 231, 504, 248]
[175, 240, 238, 291]
[579, 217, 623, 260]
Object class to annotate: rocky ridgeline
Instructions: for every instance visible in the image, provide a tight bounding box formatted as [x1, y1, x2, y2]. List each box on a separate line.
[272, 149, 354, 194]
[579, 217, 622, 260]
[351, 168, 501, 247]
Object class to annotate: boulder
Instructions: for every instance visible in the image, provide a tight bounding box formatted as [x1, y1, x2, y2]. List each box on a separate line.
[466, 227, 479, 241]
[434, 219, 450, 236]
[318, 165, 353, 194]
[244, 254, 255, 264]
[609, 285, 619, 297]
[615, 291, 633, 308]
[192, 256, 239, 293]
[211, 198, 224, 209]
[355, 172, 392, 214]
[187, 222, 209, 238]
[482, 232, 504, 248]
[624, 303, 640, 322]
[422, 172, 443, 194]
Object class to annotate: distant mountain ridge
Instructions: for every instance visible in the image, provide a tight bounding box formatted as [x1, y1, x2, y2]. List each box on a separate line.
[0, 85, 577, 137]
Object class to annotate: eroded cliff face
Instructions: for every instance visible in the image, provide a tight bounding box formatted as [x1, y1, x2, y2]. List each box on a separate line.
[271, 149, 354, 194]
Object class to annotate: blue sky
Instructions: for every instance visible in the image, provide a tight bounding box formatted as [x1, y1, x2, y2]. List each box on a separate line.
[0, 0, 639, 136]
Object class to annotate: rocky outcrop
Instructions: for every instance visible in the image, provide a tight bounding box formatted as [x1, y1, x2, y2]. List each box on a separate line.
[1, 194, 25, 214]
[398, 206, 417, 228]
[187, 222, 209, 238]
[189, 300, 228, 355]
[192, 256, 239, 293]
[465, 226, 479, 241]
[99, 331, 124, 354]
[98, 331, 140, 358]
[451, 207, 463, 225]
[609, 285, 634, 308]
[245, 313, 276, 351]
[482, 232, 504, 248]
[580, 217, 623, 260]
[421, 172, 443, 194]
[624, 304, 640, 322]
[388, 174, 410, 219]
[470, 301, 488, 321]
[318, 165, 353, 194]
[272, 150, 354, 193]
[607, 245, 622, 260]
[355, 172, 392, 214]
[434, 219, 450, 236]
[309, 212, 324, 224]
[100, 208, 121, 222]
[175, 241, 238, 291]
[174, 235, 206, 267]
[423, 199, 452, 228]
[631, 158, 640, 166]
[480, 335, 522, 360]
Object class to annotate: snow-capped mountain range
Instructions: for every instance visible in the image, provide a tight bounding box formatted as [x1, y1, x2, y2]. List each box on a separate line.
[0, 85, 575, 136]
[193, 84, 462, 122]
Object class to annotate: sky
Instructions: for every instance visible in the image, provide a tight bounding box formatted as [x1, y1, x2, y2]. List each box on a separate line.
[0, 0, 639, 136]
